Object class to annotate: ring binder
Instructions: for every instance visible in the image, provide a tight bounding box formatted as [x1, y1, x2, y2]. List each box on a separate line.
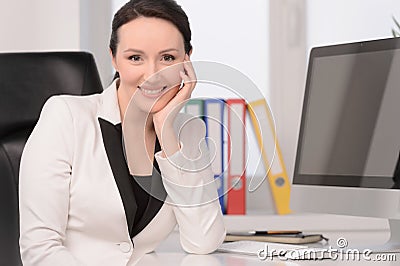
[226, 99, 246, 215]
[248, 99, 291, 215]
[203, 98, 226, 213]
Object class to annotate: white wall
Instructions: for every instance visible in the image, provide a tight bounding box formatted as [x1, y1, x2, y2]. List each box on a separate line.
[307, 0, 400, 50]
[176, 0, 269, 100]
[269, 0, 307, 182]
[80, 0, 113, 86]
[0, 0, 80, 51]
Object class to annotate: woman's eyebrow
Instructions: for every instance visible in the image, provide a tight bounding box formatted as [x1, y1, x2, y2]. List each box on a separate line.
[159, 48, 179, 54]
[123, 48, 180, 54]
[123, 48, 144, 53]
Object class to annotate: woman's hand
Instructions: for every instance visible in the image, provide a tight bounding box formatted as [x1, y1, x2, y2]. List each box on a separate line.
[152, 54, 197, 156]
[153, 54, 196, 128]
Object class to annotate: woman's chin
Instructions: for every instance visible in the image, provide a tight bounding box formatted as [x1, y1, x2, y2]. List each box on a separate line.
[148, 98, 171, 113]
[149, 104, 165, 114]
[149, 87, 180, 113]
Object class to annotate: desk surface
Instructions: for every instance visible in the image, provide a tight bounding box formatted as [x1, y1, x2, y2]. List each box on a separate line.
[138, 213, 399, 265]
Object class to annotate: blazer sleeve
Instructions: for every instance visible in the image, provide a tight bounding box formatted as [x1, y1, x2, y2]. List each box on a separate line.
[19, 97, 82, 266]
[155, 115, 226, 254]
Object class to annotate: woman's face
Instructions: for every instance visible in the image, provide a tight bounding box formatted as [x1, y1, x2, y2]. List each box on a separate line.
[112, 16, 187, 114]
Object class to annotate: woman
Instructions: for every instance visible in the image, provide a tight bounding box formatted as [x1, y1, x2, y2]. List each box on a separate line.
[18, 0, 226, 265]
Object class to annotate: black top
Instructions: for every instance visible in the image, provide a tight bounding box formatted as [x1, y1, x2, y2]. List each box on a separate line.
[128, 139, 162, 228]
[98, 118, 166, 239]
[130, 175, 151, 227]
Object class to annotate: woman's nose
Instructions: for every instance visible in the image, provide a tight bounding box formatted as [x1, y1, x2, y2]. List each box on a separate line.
[143, 63, 161, 83]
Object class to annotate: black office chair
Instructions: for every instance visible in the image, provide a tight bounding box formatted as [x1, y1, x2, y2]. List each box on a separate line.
[0, 52, 103, 266]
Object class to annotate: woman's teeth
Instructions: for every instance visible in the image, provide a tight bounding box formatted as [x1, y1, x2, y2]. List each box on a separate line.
[139, 86, 167, 95]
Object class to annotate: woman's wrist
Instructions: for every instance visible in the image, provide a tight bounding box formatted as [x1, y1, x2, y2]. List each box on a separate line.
[154, 123, 180, 157]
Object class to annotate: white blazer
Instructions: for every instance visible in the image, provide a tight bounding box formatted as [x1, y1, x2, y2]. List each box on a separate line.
[19, 80, 226, 266]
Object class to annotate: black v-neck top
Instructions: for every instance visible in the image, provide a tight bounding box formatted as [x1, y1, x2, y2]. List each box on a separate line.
[98, 118, 166, 239]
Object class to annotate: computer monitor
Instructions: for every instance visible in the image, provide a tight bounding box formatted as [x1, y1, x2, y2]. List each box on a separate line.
[290, 37, 400, 251]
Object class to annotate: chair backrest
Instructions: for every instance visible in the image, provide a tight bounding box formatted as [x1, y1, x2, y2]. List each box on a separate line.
[0, 52, 103, 266]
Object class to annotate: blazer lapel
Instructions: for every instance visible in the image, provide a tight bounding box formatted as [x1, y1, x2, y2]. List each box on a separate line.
[98, 118, 138, 237]
[97, 80, 139, 237]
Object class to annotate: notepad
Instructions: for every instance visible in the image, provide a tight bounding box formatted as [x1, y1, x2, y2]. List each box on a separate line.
[217, 240, 308, 256]
[225, 232, 328, 244]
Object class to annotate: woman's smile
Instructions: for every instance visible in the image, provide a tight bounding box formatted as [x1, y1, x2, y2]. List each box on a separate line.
[138, 85, 168, 98]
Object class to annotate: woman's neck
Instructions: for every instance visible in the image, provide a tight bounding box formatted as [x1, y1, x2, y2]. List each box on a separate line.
[116, 81, 157, 175]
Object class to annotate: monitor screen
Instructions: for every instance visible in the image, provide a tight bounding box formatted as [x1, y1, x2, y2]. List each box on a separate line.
[294, 38, 400, 189]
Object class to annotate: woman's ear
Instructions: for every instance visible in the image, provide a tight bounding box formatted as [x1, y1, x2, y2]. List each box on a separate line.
[187, 48, 193, 57]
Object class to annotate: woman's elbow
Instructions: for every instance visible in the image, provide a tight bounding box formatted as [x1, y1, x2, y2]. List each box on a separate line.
[181, 229, 226, 255]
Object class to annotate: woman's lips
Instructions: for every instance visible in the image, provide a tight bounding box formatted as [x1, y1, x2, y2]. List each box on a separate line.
[138, 85, 168, 98]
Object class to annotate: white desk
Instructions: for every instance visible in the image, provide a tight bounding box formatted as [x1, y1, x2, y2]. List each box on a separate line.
[138, 213, 399, 265]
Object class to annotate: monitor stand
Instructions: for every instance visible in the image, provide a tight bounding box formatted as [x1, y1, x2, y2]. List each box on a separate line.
[375, 219, 400, 253]
[345, 219, 400, 253]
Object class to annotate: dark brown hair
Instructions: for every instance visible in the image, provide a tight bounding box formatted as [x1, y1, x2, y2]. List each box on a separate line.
[110, 0, 192, 80]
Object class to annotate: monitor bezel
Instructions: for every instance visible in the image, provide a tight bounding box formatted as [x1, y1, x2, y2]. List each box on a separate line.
[292, 37, 400, 189]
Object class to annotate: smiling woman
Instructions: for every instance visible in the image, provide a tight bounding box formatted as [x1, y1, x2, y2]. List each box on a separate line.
[18, 1, 226, 265]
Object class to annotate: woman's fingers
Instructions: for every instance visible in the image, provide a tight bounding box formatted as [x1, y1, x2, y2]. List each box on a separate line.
[158, 56, 196, 112]
[178, 56, 196, 99]
[183, 54, 197, 91]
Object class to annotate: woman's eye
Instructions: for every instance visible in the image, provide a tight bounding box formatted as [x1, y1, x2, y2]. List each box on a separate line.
[162, 55, 175, 62]
[129, 55, 141, 62]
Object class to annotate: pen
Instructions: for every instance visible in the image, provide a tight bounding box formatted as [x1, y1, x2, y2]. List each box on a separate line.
[227, 230, 302, 236]
[253, 230, 302, 235]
